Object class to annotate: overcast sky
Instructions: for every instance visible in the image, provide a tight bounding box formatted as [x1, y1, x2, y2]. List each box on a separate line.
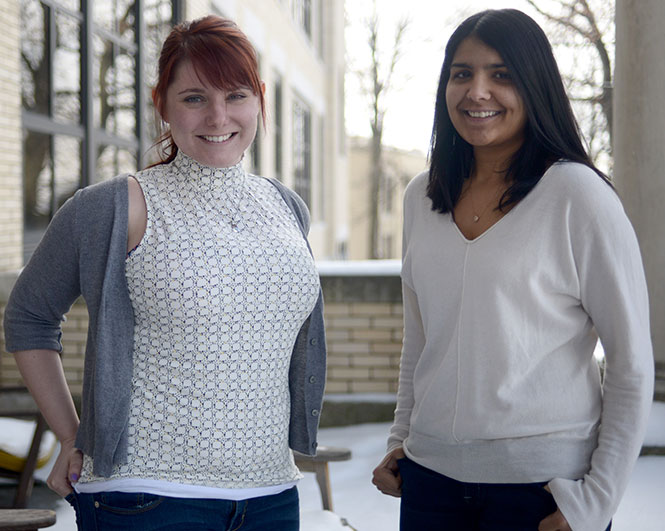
[344, 0, 537, 154]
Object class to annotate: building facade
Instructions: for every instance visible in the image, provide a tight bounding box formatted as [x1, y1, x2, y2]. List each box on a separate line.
[0, 0, 347, 269]
[346, 136, 426, 260]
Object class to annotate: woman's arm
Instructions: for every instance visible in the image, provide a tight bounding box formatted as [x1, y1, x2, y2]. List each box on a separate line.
[127, 176, 147, 253]
[548, 173, 654, 531]
[14, 349, 82, 496]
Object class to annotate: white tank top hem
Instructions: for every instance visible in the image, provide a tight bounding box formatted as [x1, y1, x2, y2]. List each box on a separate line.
[74, 478, 298, 500]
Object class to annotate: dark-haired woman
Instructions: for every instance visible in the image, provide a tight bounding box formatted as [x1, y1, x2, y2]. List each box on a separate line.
[372, 9, 652, 531]
[4, 15, 325, 530]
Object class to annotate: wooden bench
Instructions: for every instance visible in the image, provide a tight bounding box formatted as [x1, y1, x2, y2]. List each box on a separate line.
[0, 388, 54, 508]
[294, 445, 351, 511]
[0, 509, 56, 530]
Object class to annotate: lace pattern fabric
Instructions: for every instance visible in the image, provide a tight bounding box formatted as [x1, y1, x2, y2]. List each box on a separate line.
[79, 152, 320, 489]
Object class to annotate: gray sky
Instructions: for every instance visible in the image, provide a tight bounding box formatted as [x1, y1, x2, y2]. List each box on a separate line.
[344, 0, 535, 154]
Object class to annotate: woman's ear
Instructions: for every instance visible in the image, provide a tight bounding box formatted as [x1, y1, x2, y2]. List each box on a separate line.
[261, 82, 266, 96]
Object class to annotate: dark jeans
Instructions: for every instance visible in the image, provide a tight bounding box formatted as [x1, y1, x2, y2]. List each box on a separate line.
[398, 457, 611, 531]
[65, 486, 299, 531]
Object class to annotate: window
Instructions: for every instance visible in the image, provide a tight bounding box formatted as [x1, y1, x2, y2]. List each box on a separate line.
[292, 0, 311, 39]
[20, 0, 175, 260]
[273, 75, 283, 180]
[292, 97, 312, 207]
[248, 52, 262, 174]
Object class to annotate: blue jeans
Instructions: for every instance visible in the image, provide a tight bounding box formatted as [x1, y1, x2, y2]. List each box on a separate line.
[398, 457, 611, 531]
[65, 486, 299, 531]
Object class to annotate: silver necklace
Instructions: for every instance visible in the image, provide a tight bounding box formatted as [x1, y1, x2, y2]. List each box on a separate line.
[226, 175, 247, 231]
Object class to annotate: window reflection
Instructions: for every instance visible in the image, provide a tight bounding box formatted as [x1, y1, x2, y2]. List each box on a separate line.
[54, 12, 81, 123]
[293, 97, 312, 207]
[20, 0, 174, 262]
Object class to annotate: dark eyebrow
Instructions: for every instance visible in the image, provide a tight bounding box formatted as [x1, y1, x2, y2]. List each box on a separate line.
[450, 62, 507, 70]
[177, 86, 253, 95]
[177, 88, 206, 95]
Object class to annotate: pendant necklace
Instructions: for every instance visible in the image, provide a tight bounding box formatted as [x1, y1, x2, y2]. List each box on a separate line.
[227, 176, 246, 231]
[194, 168, 247, 231]
[468, 181, 504, 223]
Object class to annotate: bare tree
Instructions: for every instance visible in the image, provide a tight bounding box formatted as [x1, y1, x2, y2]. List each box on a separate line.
[353, 2, 409, 259]
[524, 0, 614, 168]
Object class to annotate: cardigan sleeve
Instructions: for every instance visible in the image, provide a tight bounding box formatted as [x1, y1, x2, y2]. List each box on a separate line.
[4, 194, 82, 353]
[548, 171, 654, 531]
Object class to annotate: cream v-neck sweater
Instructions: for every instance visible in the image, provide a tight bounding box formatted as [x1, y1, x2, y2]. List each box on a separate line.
[389, 161, 653, 531]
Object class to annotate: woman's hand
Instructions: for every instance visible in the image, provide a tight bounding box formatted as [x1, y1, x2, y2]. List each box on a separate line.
[538, 508, 572, 531]
[372, 447, 406, 497]
[47, 437, 83, 497]
[538, 486, 572, 531]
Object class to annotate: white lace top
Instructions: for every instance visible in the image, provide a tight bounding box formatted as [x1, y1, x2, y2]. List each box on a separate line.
[77, 152, 320, 496]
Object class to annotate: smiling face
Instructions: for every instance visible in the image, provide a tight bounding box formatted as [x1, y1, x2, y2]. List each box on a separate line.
[446, 37, 527, 162]
[162, 60, 261, 168]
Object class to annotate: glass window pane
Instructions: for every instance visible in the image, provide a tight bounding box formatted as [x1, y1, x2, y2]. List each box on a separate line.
[96, 145, 137, 182]
[58, 0, 80, 12]
[274, 76, 283, 179]
[20, 0, 47, 113]
[54, 135, 81, 209]
[109, 52, 137, 137]
[54, 12, 81, 123]
[23, 131, 52, 229]
[143, 0, 175, 160]
[94, 0, 135, 37]
[293, 98, 312, 207]
[94, 38, 136, 136]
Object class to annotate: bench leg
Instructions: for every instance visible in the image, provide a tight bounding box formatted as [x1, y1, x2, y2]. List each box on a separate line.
[14, 414, 47, 508]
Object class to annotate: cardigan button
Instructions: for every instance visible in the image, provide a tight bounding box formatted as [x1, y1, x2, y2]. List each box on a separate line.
[94, 501, 100, 509]
[309, 375, 316, 384]
[309, 338, 318, 346]
[311, 409, 320, 417]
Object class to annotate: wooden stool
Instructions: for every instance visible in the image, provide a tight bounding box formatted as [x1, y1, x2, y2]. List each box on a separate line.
[294, 445, 351, 511]
[0, 509, 56, 530]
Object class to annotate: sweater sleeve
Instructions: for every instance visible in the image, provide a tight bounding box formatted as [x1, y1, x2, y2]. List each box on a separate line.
[387, 177, 427, 452]
[548, 174, 654, 531]
[4, 194, 82, 353]
[387, 281, 426, 452]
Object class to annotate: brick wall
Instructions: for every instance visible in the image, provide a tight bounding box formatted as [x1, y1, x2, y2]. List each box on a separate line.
[0, 0, 23, 272]
[0, 268, 404, 398]
[0, 272, 88, 396]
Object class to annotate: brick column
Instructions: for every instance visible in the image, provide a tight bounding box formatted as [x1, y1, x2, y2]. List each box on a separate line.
[0, 0, 22, 271]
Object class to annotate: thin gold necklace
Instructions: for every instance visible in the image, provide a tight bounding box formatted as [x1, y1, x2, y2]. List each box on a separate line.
[468, 181, 504, 223]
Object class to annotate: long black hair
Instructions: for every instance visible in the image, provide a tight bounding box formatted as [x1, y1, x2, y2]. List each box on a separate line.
[427, 9, 610, 213]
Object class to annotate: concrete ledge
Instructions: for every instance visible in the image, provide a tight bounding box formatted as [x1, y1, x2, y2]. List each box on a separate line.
[320, 393, 396, 427]
[320, 276, 402, 303]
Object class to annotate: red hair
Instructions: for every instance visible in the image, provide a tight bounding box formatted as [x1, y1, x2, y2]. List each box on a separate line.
[151, 15, 265, 165]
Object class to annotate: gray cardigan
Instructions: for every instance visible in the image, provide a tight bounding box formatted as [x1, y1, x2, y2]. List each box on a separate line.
[4, 174, 327, 477]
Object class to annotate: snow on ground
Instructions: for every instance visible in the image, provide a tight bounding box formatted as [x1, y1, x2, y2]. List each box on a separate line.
[40, 401, 665, 530]
[300, 401, 665, 531]
[316, 259, 401, 276]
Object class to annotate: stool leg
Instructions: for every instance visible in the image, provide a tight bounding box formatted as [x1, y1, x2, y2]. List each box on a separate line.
[314, 462, 333, 511]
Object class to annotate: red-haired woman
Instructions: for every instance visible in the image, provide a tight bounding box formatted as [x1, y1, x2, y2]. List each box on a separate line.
[4, 15, 325, 530]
